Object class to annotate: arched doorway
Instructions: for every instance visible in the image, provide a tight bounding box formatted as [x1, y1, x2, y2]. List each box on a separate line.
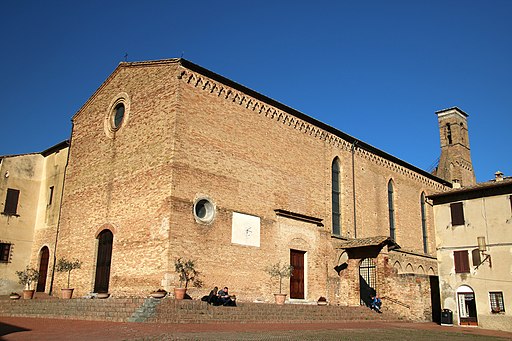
[457, 285, 478, 326]
[359, 258, 376, 306]
[94, 229, 113, 293]
[36, 246, 50, 292]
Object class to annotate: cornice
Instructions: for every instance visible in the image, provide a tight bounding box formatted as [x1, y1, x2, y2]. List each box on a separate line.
[178, 66, 449, 191]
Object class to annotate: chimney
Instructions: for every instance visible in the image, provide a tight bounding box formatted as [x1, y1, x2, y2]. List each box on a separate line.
[495, 171, 504, 182]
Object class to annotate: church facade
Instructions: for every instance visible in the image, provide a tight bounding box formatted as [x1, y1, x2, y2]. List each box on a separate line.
[21, 59, 471, 320]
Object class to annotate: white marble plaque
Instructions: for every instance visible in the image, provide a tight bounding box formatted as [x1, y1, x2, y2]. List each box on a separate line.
[231, 212, 260, 247]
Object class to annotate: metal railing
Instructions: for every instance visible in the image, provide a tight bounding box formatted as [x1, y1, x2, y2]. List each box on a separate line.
[381, 296, 410, 309]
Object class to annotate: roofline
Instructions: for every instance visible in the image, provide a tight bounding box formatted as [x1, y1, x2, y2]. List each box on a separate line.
[179, 59, 451, 186]
[41, 140, 69, 156]
[428, 179, 512, 204]
[435, 106, 468, 117]
[71, 57, 451, 186]
[0, 140, 69, 159]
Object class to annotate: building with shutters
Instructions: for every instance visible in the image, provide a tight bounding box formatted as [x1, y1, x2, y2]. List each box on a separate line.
[6, 58, 481, 321]
[429, 172, 512, 331]
[0, 141, 68, 294]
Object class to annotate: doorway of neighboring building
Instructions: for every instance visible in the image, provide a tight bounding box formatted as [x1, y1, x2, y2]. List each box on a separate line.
[94, 229, 113, 293]
[457, 285, 478, 326]
[36, 246, 49, 292]
[430, 276, 441, 323]
[359, 258, 376, 306]
[290, 249, 306, 299]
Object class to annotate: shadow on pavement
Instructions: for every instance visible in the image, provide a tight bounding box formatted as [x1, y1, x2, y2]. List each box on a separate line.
[0, 322, 30, 338]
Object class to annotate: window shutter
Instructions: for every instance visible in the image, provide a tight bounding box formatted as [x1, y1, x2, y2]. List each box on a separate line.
[454, 250, 470, 273]
[450, 202, 465, 226]
[4, 188, 20, 215]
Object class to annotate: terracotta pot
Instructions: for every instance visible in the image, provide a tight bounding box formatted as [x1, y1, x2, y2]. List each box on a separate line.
[22, 290, 35, 300]
[274, 293, 287, 305]
[174, 288, 187, 300]
[61, 288, 74, 299]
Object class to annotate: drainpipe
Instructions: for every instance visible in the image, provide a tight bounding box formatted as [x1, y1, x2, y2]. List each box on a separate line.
[351, 140, 358, 238]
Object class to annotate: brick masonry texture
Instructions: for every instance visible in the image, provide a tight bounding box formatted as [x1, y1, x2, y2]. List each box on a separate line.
[41, 59, 448, 321]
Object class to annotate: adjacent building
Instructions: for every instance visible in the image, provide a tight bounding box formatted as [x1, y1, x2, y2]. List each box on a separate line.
[0, 141, 68, 294]
[430, 172, 512, 331]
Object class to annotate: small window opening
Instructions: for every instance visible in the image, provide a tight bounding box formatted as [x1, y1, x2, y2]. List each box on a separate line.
[112, 103, 125, 129]
[0, 243, 11, 262]
[3, 188, 20, 216]
[490, 292, 505, 313]
[48, 186, 54, 205]
[446, 124, 452, 144]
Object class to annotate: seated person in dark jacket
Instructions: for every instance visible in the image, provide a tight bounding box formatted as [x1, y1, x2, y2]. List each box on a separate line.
[218, 287, 236, 306]
[207, 286, 219, 305]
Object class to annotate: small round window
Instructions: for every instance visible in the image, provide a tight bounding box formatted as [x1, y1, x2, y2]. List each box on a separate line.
[193, 198, 215, 223]
[105, 93, 130, 138]
[112, 103, 125, 130]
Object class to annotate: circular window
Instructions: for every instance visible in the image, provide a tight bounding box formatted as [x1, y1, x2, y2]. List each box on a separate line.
[112, 103, 125, 130]
[193, 198, 215, 223]
[105, 93, 130, 138]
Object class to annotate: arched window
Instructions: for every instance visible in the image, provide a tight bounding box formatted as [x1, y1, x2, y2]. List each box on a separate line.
[420, 192, 428, 253]
[331, 158, 341, 236]
[388, 180, 395, 240]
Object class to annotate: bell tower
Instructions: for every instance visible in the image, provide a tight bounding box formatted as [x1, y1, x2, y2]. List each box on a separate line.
[434, 107, 476, 187]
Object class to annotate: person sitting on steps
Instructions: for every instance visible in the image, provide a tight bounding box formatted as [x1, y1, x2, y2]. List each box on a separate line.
[218, 287, 236, 306]
[207, 286, 219, 305]
[370, 294, 382, 313]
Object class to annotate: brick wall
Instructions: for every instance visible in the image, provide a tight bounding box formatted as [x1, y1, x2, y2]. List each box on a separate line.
[43, 60, 445, 317]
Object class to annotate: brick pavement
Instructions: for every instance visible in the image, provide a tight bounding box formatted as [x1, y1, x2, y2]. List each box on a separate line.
[1, 317, 512, 341]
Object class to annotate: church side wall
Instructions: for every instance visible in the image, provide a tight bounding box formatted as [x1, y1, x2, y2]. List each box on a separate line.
[167, 66, 445, 304]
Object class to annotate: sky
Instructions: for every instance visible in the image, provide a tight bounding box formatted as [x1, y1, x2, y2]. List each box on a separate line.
[0, 1, 510, 182]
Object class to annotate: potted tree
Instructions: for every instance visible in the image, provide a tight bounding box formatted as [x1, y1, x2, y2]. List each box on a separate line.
[174, 258, 202, 299]
[15, 267, 39, 299]
[55, 257, 82, 299]
[265, 262, 293, 305]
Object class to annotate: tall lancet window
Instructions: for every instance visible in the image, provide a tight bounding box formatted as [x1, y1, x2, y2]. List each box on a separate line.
[388, 180, 396, 240]
[332, 158, 341, 236]
[421, 192, 428, 253]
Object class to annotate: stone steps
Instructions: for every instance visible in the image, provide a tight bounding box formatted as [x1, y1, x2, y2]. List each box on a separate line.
[0, 297, 402, 324]
[0, 298, 145, 322]
[149, 300, 400, 323]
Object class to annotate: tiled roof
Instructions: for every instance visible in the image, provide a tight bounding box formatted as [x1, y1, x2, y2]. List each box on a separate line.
[335, 236, 400, 250]
[428, 177, 512, 198]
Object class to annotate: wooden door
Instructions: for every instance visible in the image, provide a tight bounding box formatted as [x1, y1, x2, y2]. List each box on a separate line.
[94, 230, 113, 293]
[290, 249, 305, 299]
[36, 246, 49, 292]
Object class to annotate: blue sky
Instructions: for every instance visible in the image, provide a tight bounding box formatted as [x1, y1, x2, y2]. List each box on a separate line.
[1, 1, 510, 182]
